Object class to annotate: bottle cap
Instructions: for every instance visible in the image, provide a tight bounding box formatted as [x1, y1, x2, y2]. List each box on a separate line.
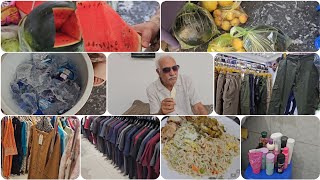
[270, 132, 283, 140]
[268, 139, 273, 144]
[266, 153, 275, 162]
[286, 138, 295, 144]
[261, 131, 268, 138]
[259, 147, 269, 154]
[283, 147, 289, 154]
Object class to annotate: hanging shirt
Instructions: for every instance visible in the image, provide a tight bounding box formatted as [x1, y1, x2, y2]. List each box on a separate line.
[58, 126, 67, 155]
[136, 129, 157, 162]
[150, 141, 160, 176]
[64, 126, 74, 142]
[2, 118, 18, 178]
[21, 121, 27, 156]
[147, 74, 202, 115]
[11, 117, 23, 175]
[140, 133, 160, 179]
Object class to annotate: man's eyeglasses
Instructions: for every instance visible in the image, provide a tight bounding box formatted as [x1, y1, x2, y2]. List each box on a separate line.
[162, 65, 180, 73]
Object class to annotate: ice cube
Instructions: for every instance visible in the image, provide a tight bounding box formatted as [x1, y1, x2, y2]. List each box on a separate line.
[39, 73, 52, 88]
[16, 63, 32, 80]
[32, 53, 49, 61]
[20, 93, 38, 114]
[42, 101, 68, 115]
[39, 89, 56, 102]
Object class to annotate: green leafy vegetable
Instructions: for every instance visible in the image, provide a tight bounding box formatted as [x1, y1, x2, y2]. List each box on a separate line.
[172, 2, 219, 49]
[230, 25, 291, 52]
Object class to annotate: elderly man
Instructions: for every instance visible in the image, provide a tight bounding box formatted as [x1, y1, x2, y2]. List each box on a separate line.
[146, 55, 208, 115]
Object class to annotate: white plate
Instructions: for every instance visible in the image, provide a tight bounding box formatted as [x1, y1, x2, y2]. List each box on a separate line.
[161, 116, 240, 179]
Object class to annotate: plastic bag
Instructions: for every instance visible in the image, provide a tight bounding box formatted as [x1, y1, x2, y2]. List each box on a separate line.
[18, 16, 33, 52]
[230, 25, 292, 52]
[1, 25, 20, 52]
[213, 1, 248, 31]
[172, 2, 219, 49]
[207, 33, 245, 52]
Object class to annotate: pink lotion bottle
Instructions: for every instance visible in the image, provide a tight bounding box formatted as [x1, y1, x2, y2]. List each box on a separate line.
[283, 147, 289, 169]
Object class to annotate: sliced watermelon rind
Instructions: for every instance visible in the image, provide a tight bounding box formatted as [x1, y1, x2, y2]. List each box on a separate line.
[54, 32, 81, 48]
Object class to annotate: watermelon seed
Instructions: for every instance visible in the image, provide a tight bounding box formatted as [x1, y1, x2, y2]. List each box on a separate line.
[99, 44, 102, 48]
[103, 42, 106, 47]
[128, 29, 131, 32]
[115, 41, 118, 46]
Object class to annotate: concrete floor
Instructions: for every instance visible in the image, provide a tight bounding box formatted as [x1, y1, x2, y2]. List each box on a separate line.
[77, 82, 107, 115]
[81, 136, 127, 179]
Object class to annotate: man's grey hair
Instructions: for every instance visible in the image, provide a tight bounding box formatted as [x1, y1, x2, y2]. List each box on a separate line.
[155, 55, 176, 69]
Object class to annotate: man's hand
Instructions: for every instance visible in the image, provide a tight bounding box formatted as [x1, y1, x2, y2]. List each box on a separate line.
[160, 98, 176, 115]
[193, 102, 208, 115]
[132, 21, 159, 48]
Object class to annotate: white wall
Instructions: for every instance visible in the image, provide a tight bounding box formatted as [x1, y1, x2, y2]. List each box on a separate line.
[108, 53, 213, 114]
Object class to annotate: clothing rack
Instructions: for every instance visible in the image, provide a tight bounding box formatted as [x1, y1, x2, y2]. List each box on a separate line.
[82, 116, 160, 179]
[1, 116, 80, 179]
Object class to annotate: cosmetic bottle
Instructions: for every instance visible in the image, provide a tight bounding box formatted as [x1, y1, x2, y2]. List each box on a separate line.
[276, 153, 285, 174]
[266, 139, 275, 153]
[266, 153, 275, 175]
[283, 147, 289, 169]
[286, 138, 295, 164]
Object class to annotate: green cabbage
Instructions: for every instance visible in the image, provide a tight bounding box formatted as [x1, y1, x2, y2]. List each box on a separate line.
[172, 2, 219, 49]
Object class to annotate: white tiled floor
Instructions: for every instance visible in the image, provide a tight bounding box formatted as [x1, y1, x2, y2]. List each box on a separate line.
[7, 174, 28, 179]
[81, 136, 127, 179]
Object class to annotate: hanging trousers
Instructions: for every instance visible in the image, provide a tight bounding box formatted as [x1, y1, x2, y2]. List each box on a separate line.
[215, 73, 226, 114]
[249, 74, 255, 114]
[222, 72, 241, 115]
[255, 77, 268, 115]
[268, 54, 319, 115]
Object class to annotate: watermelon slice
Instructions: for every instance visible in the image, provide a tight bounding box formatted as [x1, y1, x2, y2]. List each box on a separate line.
[75, 1, 141, 52]
[53, 8, 81, 48]
[53, 7, 73, 30]
[23, 1, 82, 51]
